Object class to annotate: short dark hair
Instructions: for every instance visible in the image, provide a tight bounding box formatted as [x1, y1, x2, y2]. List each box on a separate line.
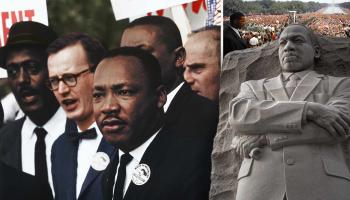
[47, 32, 106, 72]
[103, 47, 162, 90]
[126, 16, 182, 52]
[230, 11, 244, 23]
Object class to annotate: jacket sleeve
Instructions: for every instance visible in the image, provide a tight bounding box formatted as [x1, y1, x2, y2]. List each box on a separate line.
[229, 81, 306, 135]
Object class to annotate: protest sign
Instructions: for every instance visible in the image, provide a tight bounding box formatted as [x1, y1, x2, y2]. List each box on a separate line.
[110, 0, 196, 20]
[0, 0, 48, 77]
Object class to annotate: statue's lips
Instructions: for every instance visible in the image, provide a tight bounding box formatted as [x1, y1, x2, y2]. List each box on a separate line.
[283, 55, 298, 62]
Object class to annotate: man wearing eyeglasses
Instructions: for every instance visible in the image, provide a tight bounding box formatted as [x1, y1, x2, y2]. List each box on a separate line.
[47, 32, 113, 200]
[0, 21, 66, 197]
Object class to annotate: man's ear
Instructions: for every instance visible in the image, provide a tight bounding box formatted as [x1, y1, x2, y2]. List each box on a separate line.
[314, 45, 321, 59]
[174, 47, 186, 68]
[156, 85, 167, 108]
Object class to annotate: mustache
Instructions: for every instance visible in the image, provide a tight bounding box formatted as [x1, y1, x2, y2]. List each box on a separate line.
[17, 85, 37, 96]
[101, 117, 127, 126]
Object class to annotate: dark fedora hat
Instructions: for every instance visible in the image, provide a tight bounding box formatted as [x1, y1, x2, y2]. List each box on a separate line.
[0, 21, 57, 68]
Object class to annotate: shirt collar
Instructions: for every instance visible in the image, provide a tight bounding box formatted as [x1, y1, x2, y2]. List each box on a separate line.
[118, 128, 161, 163]
[282, 70, 311, 82]
[23, 107, 66, 140]
[228, 25, 241, 38]
[163, 82, 184, 112]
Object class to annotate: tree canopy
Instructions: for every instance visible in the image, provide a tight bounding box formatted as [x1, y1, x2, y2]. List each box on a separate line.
[224, 0, 327, 16]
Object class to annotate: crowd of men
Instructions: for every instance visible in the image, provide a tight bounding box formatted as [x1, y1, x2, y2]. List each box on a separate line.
[0, 16, 220, 200]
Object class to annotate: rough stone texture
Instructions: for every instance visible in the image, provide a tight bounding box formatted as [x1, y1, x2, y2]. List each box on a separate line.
[210, 36, 350, 200]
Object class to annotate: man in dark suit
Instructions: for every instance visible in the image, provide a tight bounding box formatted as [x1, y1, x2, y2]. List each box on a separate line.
[224, 11, 248, 56]
[0, 21, 66, 195]
[0, 161, 53, 200]
[94, 47, 213, 200]
[120, 16, 218, 139]
[47, 32, 114, 200]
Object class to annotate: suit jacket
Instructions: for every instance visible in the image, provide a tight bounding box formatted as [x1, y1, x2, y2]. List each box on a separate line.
[51, 120, 114, 200]
[0, 117, 25, 170]
[230, 71, 350, 200]
[0, 161, 53, 200]
[223, 24, 247, 56]
[165, 82, 218, 139]
[102, 126, 213, 200]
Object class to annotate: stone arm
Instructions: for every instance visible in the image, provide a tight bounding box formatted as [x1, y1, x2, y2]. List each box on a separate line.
[229, 82, 306, 135]
[230, 79, 350, 155]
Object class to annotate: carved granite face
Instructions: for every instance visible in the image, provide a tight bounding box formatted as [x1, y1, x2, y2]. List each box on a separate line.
[278, 25, 319, 73]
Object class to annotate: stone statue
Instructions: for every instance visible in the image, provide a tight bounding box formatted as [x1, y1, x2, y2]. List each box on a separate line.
[229, 24, 350, 200]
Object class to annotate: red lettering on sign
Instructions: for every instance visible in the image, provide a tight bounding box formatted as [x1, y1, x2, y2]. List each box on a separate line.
[25, 10, 35, 21]
[11, 11, 24, 24]
[1, 12, 9, 46]
[1, 9, 35, 46]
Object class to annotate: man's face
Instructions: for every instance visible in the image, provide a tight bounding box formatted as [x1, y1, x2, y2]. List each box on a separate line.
[120, 25, 176, 91]
[93, 56, 164, 150]
[184, 31, 220, 102]
[48, 43, 94, 123]
[232, 16, 245, 29]
[238, 16, 245, 29]
[5, 48, 54, 114]
[278, 25, 318, 72]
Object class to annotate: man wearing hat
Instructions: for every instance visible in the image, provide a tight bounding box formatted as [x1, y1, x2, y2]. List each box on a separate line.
[0, 21, 67, 194]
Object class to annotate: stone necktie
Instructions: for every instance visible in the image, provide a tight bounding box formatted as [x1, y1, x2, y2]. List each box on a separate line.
[34, 127, 48, 183]
[113, 153, 133, 200]
[285, 73, 300, 98]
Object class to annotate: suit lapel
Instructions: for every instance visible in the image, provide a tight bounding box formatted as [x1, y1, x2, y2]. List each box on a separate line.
[2, 118, 26, 170]
[60, 120, 78, 200]
[165, 83, 190, 125]
[232, 30, 246, 47]
[124, 129, 170, 200]
[264, 75, 289, 101]
[64, 139, 79, 200]
[102, 150, 118, 200]
[290, 71, 323, 101]
[78, 138, 114, 198]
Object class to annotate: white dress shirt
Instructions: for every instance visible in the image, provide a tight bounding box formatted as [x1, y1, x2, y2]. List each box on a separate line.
[113, 129, 160, 197]
[1, 92, 24, 123]
[163, 82, 184, 112]
[21, 107, 66, 193]
[76, 122, 103, 199]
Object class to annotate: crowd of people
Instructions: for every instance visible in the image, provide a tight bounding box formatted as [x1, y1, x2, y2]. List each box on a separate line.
[0, 16, 221, 200]
[225, 10, 350, 48]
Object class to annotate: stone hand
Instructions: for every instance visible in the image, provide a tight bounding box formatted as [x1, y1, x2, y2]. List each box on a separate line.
[306, 102, 350, 138]
[233, 135, 267, 159]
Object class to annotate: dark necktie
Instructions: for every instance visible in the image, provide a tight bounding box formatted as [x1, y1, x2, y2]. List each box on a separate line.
[113, 153, 133, 200]
[34, 127, 48, 183]
[67, 127, 97, 142]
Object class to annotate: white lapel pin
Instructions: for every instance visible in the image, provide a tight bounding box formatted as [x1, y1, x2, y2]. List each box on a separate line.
[132, 163, 151, 185]
[91, 152, 110, 171]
